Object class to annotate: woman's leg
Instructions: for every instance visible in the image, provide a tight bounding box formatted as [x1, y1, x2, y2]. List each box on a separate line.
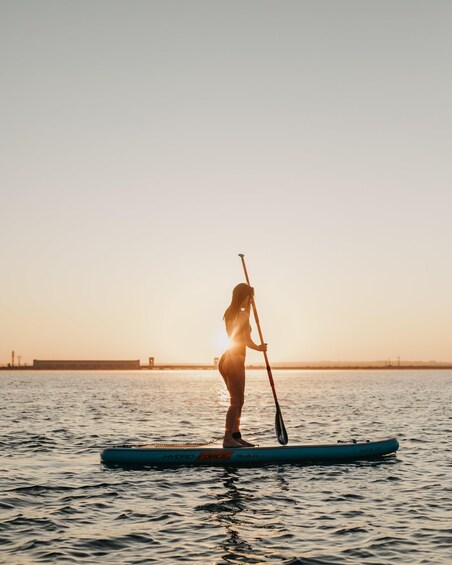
[219, 354, 245, 447]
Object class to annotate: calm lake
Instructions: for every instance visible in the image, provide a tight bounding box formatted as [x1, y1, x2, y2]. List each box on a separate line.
[1, 370, 451, 564]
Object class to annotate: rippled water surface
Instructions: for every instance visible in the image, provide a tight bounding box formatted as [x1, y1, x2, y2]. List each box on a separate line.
[1, 370, 451, 563]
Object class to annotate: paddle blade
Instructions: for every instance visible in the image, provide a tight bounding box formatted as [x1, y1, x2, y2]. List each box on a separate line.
[275, 404, 289, 445]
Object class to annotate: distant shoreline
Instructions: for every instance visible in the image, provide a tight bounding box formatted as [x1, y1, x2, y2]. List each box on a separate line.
[1, 364, 452, 371]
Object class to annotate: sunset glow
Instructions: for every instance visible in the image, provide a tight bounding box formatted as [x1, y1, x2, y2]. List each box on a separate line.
[1, 2, 451, 366]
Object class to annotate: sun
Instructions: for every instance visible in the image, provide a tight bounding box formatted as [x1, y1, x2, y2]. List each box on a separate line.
[213, 328, 230, 354]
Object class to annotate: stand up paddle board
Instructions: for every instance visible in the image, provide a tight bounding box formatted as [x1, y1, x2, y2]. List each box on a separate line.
[101, 437, 399, 467]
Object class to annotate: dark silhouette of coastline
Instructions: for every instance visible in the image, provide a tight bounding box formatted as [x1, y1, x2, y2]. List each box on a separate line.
[1, 359, 451, 371]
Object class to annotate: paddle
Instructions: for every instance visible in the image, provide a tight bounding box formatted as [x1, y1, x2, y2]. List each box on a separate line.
[239, 253, 289, 445]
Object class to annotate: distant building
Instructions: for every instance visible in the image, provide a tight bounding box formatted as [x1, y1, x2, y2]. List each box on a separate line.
[32, 360, 140, 370]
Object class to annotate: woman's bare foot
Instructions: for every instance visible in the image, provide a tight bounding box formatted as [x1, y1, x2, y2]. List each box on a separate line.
[237, 438, 256, 447]
[222, 438, 243, 448]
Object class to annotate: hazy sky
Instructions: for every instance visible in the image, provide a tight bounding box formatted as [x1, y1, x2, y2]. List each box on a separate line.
[1, 1, 451, 364]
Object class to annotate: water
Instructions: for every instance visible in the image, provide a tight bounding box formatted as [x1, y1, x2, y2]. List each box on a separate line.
[1, 370, 451, 564]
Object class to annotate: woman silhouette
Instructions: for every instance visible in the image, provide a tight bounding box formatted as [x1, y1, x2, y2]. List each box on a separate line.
[219, 283, 267, 448]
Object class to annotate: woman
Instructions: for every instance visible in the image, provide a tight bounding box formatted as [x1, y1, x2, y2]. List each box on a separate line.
[219, 283, 267, 448]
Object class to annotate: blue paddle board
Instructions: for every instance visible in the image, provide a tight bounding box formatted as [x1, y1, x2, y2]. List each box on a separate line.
[101, 437, 399, 467]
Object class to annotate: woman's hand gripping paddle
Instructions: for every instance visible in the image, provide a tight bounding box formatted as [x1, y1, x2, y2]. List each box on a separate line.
[239, 254, 289, 445]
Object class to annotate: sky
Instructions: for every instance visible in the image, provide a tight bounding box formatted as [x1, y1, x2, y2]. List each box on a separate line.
[1, 1, 451, 365]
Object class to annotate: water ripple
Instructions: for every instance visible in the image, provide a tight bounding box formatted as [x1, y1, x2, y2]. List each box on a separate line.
[1, 369, 451, 563]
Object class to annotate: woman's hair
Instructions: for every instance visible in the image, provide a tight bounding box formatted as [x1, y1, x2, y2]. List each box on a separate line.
[223, 283, 254, 323]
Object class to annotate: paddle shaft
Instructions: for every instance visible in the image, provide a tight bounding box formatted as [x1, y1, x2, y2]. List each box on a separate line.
[238, 254, 279, 406]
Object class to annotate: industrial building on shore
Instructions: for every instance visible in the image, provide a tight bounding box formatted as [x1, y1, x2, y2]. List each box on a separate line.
[7, 357, 216, 370]
[32, 359, 141, 370]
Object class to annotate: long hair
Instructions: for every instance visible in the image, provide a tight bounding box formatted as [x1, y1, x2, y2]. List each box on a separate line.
[223, 283, 254, 325]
